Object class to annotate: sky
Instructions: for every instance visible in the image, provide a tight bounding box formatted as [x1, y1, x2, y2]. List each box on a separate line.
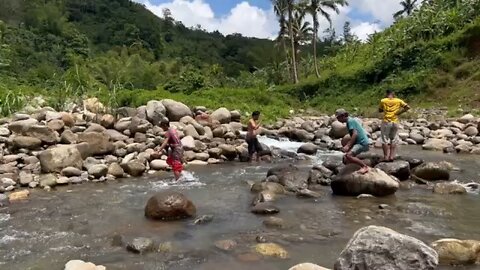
[133, 0, 404, 41]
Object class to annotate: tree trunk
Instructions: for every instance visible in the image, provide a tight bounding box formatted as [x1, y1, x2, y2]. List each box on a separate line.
[288, 6, 299, 84]
[313, 20, 320, 78]
[281, 37, 291, 80]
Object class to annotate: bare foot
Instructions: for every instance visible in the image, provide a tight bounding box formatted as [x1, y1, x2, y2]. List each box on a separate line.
[358, 167, 370, 174]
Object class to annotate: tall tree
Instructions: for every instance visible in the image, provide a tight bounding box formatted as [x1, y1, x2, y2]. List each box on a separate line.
[291, 7, 313, 77]
[273, 0, 291, 81]
[394, 0, 418, 19]
[286, 0, 299, 83]
[304, 0, 347, 78]
[342, 21, 354, 43]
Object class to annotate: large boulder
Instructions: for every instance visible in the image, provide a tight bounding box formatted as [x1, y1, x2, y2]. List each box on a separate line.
[331, 165, 399, 197]
[38, 146, 83, 173]
[329, 121, 348, 139]
[334, 226, 438, 270]
[464, 126, 478, 137]
[219, 144, 237, 161]
[146, 100, 166, 125]
[77, 132, 114, 156]
[374, 161, 411, 181]
[211, 107, 231, 124]
[181, 136, 196, 151]
[422, 139, 454, 151]
[162, 99, 192, 121]
[129, 116, 152, 134]
[431, 239, 480, 265]
[144, 191, 196, 220]
[412, 162, 450, 181]
[267, 164, 308, 191]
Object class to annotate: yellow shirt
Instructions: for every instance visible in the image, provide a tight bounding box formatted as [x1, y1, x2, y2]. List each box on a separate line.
[380, 98, 407, 123]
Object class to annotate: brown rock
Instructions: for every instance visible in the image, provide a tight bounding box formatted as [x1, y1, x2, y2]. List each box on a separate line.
[144, 191, 196, 220]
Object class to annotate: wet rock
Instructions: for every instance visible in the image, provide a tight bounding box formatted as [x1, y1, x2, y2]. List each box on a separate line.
[289, 263, 331, 270]
[145, 191, 196, 220]
[162, 99, 192, 121]
[251, 191, 277, 206]
[423, 138, 454, 151]
[211, 108, 231, 124]
[254, 243, 289, 259]
[374, 161, 410, 181]
[251, 182, 285, 194]
[214, 239, 237, 252]
[412, 162, 450, 181]
[267, 164, 308, 191]
[433, 183, 467, 194]
[12, 136, 42, 150]
[193, 214, 214, 225]
[322, 158, 343, 173]
[334, 225, 438, 270]
[297, 143, 319, 155]
[188, 160, 208, 166]
[431, 238, 480, 265]
[39, 174, 57, 188]
[121, 161, 146, 177]
[19, 171, 34, 186]
[88, 164, 108, 178]
[64, 259, 106, 270]
[8, 190, 30, 201]
[308, 165, 333, 186]
[0, 194, 8, 206]
[263, 216, 287, 229]
[296, 189, 321, 198]
[331, 165, 399, 197]
[251, 203, 280, 215]
[39, 146, 83, 173]
[126, 237, 155, 254]
[158, 241, 174, 253]
[219, 144, 237, 161]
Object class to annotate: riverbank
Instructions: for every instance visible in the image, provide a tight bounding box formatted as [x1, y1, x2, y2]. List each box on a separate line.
[0, 97, 479, 200]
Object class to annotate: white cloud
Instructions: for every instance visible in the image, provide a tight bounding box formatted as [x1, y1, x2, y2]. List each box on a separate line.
[133, 0, 402, 41]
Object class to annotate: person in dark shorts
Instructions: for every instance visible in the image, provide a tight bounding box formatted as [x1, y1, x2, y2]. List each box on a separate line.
[246, 111, 262, 162]
[335, 109, 370, 174]
[154, 119, 184, 181]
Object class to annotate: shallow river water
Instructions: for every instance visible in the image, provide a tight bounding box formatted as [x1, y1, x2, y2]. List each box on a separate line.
[1, 144, 480, 270]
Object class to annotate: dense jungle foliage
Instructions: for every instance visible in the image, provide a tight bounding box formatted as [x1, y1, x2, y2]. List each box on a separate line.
[0, 0, 479, 119]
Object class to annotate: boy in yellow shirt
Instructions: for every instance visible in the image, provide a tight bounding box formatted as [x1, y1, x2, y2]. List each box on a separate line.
[379, 90, 410, 162]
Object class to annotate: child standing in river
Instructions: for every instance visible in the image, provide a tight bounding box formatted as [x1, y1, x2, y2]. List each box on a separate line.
[155, 119, 184, 181]
[246, 111, 262, 162]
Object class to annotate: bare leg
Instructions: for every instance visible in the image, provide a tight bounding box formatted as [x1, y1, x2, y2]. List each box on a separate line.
[174, 171, 181, 181]
[382, 144, 390, 161]
[389, 144, 397, 161]
[345, 153, 370, 174]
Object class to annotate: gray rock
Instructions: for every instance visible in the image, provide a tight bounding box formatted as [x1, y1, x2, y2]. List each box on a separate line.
[60, 130, 78, 144]
[267, 164, 308, 191]
[150, 159, 169, 170]
[114, 118, 132, 132]
[251, 203, 280, 215]
[162, 99, 192, 121]
[129, 117, 152, 134]
[422, 139, 454, 151]
[56, 176, 70, 185]
[108, 163, 124, 178]
[39, 174, 57, 188]
[334, 226, 438, 270]
[47, 119, 65, 131]
[331, 165, 399, 197]
[184, 124, 200, 139]
[329, 120, 348, 139]
[8, 118, 38, 134]
[181, 136, 196, 151]
[145, 191, 196, 220]
[121, 161, 146, 177]
[105, 129, 128, 141]
[88, 164, 108, 178]
[19, 171, 34, 186]
[126, 237, 155, 254]
[100, 114, 115, 129]
[83, 157, 103, 171]
[193, 214, 214, 225]
[211, 107, 231, 124]
[12, 136, 42, 150]
[0, 194, 8, 207]
[374, 161, 411, 181]
[296, 189, 321, 198]
[77, 132, 114, 156]
[146, 100, 166, 125]
[297, 143, 319, 155]
[433, 182, 466, 194]
[0, 127, 11, 136]
[38, 146, 83, 173]
[464, 126, 478, 137]
[61, 166, 84, 177]
[412, 162, 450, 181]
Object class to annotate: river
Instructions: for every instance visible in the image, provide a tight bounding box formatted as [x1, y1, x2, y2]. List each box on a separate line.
[0, 138, 479, 270]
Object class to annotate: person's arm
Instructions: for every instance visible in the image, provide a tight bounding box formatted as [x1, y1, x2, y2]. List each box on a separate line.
[343, 129, 357, 152]
[378, 100, 384, 113]
[255, 119, 261, 130]
[156, 133, 170, 153]
[396, 101, 411, 116]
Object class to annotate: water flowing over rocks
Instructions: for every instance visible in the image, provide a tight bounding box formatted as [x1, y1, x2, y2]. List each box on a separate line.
[145, 191, 196, 220]
[334, 226, 438, 270]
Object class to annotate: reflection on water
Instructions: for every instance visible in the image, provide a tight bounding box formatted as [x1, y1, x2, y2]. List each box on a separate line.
[0, 145, 479, 269]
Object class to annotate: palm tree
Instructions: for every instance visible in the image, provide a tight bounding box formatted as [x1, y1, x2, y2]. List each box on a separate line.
[304, 0, 347, 78]
[394, 0, 418, 19]
[290, 7, 313, 77]
[272, 0, 291, 81]
[286, 0, 299, 83]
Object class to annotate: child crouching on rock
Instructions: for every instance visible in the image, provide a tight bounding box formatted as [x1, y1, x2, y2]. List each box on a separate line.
[155, 119, 184, 181]
[335, 109, 370, 174]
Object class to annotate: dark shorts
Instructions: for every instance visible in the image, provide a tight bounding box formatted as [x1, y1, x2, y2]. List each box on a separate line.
[246, 137, 262, 155]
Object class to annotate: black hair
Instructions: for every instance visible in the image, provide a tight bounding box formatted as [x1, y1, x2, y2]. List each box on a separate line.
[252, 111, 260, 117]
[386, 89, 394, 96]
[160, 119, 170, 127]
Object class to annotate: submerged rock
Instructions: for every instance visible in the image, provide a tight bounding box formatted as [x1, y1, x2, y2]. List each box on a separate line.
[412, 162, 450, 181]
[254, 243, 289, 259]
[193, 214, 214, 225]
[431, 238, 480, 265]
[8, 190, 30, 202]
[335, 225, 438, 270]
[126, 237, 155, 254]
[251, 203, 280, 215]
[433, 183, 467, 194]
[214, 239, 237, 252]
[145, 191, 196, 220]
[331, 165, 399, 197]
